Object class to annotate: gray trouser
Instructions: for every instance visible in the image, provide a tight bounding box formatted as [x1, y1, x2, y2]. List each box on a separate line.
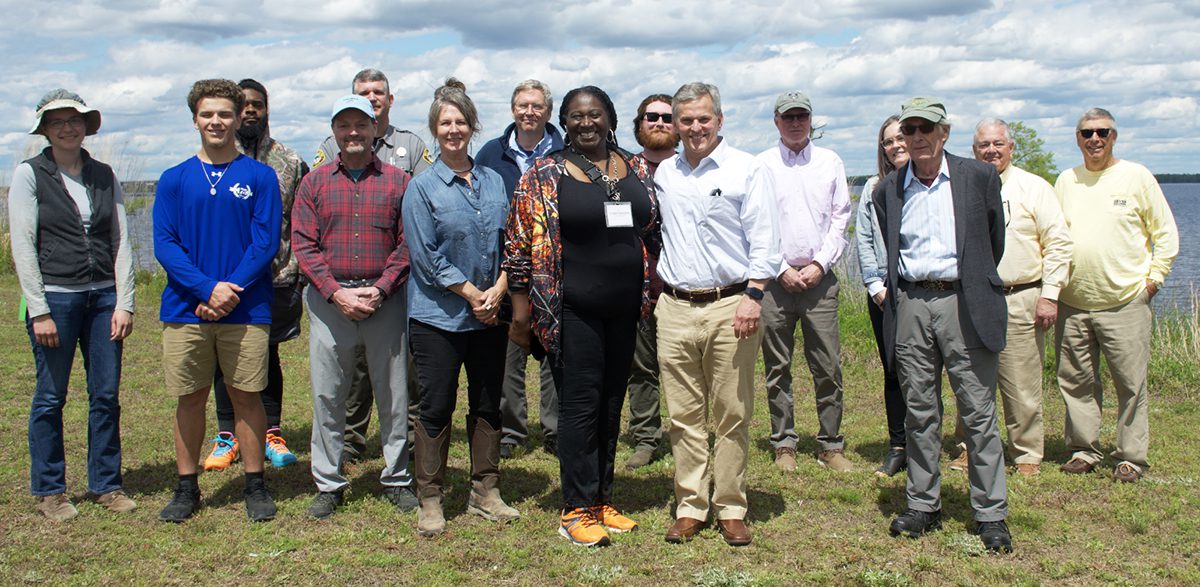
[626, 313, 663, 453]
[760, 273, 845, 452]
[499, 340, 558, 446]
[305, 285, 411, 493]
[342, 348, 419, 459]
[896, 285, 1007, 522]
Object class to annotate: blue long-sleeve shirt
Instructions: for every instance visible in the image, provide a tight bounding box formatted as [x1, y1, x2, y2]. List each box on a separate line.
[153, 154, 281, 324]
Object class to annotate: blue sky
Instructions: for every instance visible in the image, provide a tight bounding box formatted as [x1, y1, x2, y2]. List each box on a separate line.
[2, 0, 1198, 181]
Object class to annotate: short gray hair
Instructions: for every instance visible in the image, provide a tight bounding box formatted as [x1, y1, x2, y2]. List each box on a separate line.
[352, 68, 390, 94]
[1077, 107, 1117, 132]
[974, 118, 1012, 144]
[673, 82, 722, 117]
[511, 79, 553, 111]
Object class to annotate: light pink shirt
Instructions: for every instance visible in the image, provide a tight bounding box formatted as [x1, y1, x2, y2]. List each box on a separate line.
[756, 140, 851, 275]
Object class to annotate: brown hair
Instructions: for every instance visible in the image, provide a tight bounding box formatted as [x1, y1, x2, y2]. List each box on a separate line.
[632, 93, 674, 146]
[187, 79, 245, 116]
[875, 115, 901, 179]
[427, 77, 481, 138]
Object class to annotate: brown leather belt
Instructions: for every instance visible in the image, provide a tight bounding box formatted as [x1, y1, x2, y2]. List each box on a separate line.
[663, 281, 748, 303]
[1002, 280, 1042, 295]
[906, 279, 959, 291]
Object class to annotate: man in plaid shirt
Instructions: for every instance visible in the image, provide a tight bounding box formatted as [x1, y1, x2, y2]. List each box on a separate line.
[292, 94, 415, 519]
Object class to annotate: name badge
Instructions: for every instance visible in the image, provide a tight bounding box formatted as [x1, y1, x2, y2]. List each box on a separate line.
[604, 201, 634, 228]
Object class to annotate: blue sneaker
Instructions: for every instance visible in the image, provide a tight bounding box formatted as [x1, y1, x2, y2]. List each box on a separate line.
[265, 432, 298, 467]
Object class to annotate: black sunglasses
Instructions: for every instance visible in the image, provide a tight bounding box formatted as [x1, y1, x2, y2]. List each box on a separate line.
[900, 121, 937, 135]
[779, 112, 811, 123]
[1078, 128, 1112, 139]
[643, 112, 673, 123]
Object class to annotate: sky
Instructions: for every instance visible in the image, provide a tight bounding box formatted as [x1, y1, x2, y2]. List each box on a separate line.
[2, 0, 1199, 182]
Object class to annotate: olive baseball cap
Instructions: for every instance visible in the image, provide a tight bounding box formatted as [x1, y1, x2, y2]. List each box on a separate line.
[899, 97, 947, 123]
[775, 91, 812, 114]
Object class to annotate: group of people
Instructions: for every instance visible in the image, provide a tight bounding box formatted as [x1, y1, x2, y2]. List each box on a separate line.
[13, 69, 1177, 555]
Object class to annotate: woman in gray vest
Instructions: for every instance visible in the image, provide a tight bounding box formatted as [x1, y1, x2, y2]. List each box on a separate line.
[9, 89, 136, 521]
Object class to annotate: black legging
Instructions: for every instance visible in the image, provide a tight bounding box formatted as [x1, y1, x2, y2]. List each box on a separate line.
[214, 343, 283, 432]
[868, 294, 906, 447]
[409, 319, 505, 435]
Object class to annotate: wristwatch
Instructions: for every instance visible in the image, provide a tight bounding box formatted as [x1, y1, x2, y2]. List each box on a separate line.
[744, 286, 765, 301]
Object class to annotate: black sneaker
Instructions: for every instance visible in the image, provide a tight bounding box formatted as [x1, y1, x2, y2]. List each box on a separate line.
[244, 483, 277, 522]
[159, 485, 201, 523]
[500, 443, 516, 459]
[383, 486, 419, 512]
[307, 491, 344, 519]
[889, 508, 942, 538]
[543, 438, 558, 459]
[977, 520, 1013, 553]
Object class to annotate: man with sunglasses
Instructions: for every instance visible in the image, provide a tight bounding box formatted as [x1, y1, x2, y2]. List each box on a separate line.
[1054, 108, 1178, 483]
[873, 97, 1011, 553]
[971, 118, 1072, 478]
[756, 91, 853, 474]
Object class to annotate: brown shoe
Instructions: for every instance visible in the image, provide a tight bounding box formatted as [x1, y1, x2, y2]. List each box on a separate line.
[948, 445, 969, 472]
[1060, 457, 1096, 475]
[96, 489, 138, 513]
[774, 447, 797, 472]
[664, 516, 704, 543]
[1015, 463, 1040, 477]
[717, 518, 752, 546]
[817, 448, 855, 472]
[1112, 462, 1143, 483]
[36, 494, 78, 522]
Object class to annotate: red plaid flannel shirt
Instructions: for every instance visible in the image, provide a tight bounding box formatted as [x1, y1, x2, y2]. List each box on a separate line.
[292, 154, 411, 299]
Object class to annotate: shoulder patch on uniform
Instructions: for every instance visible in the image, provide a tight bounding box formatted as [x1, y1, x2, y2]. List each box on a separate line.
[313, 149, 326, 167]
[422, 148, 434, 164]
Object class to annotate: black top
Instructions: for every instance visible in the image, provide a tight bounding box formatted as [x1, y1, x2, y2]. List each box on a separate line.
[559, 172, 652, 318]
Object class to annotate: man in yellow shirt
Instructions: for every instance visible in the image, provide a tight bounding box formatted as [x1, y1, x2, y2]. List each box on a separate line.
[1054, 108, 1178, 483]
[973, 119, 1072, 477]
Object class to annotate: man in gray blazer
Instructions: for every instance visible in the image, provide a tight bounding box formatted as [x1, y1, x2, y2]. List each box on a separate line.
[873, 97, 1011, 553]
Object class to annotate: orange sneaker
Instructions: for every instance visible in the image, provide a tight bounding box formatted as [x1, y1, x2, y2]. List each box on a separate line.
[597, 503, 638, 533]
[559, 507, 611, 546]
[203, 433, 239, 471]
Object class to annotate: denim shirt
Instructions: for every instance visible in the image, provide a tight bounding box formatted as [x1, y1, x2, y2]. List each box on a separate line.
[401, 158, 508, 331]
[856, 175, 888, 296]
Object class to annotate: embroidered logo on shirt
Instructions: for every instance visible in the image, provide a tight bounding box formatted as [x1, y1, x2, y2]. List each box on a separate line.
[229, 183, 253, 200]
[1113, 198, 1128, 207]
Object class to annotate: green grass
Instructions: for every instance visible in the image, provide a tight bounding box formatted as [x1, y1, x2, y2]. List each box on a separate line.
[1, 273, 1198, 585]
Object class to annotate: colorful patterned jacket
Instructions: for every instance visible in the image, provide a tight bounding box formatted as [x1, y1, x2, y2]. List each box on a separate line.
[503, 149, 660, 358]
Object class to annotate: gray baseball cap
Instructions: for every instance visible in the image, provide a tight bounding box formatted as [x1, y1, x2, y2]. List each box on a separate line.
[775, 91, 812, 114]
[899, 97, 947, 124]
[29, 89, 101, 136]
[331, 94, 376, 122]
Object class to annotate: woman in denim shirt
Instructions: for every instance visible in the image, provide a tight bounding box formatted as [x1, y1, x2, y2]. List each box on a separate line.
[403, 79, 520, 536]
[856, 115, 910, 477]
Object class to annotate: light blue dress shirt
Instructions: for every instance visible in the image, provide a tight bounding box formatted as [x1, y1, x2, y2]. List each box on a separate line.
[898, 156, 959, 281]
[402, 159, 508, 331]
[507, 130, 556, 175]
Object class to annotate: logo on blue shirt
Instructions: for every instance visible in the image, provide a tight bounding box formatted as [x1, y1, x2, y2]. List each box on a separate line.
[229, 183, 253, 200]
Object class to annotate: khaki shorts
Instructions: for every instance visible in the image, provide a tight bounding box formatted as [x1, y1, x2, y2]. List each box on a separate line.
[161, 323, 269, 396]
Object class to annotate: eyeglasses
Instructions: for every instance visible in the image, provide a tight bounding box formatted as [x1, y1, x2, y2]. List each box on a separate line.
[515, 103, 548, 113]
[643, 112, 673, 124]
[1078, 128, 1112, 139]
[881, 136, 904, 148]
[900, 121, 937, 135]
[45, 116, 87, 131]
[779, 112, 811, 123]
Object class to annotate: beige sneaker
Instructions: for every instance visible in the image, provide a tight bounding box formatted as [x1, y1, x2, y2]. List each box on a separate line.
[36, 494, 78, 522]
[774, 447, 798, 472]
[817, 449, 855, 472]
[96, 489, 138, 513]
[948, 443, 969, 471]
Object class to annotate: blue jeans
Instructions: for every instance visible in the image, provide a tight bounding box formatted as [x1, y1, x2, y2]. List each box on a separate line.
[27, 287, 124, 496]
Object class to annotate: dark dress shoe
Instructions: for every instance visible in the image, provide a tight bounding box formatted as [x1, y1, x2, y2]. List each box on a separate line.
[1060, 457, 1096, 474]
[664, 517, 704, 543]
[876, 447, 907, 477]
[717, 518, 752, 546]
[977, 520, 1013, 553]
[889, 508, 942, 538]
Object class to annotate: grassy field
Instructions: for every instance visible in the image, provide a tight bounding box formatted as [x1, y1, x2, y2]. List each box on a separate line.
[0, 274, 1197, 586]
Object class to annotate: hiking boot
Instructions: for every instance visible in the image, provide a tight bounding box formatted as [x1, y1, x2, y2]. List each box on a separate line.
[625, 447, 656, 470]
[977, 519, 1013, 553]
[466, 417, 520, 522]
[36, 494, 78, 522]
[889, 508, 942, 538]
[203, 433, 239, 471]
[559, 507, 610, 547]
[596, 503, 638, 533]
[414, 424, 450, 537]
[383, 486, 419, 512]
[159, 485, 201, 523]
[96, 489, 137, 513]
[1060, 457, 1096, 475]
[244, 481, 277, 522]
[1112, 462, 1143, 483]
[818, 448, 855, 472]
[774, 447, 797, 472]
[948, 443, 969, 472]
[307, 490, 344, 519]
[265, 432, 298, 468]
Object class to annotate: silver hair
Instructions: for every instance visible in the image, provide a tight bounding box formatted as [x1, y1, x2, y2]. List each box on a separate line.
[672, 82, 722, 117]
[511, 79, 553, 111]
[974, 118, 1012, 143]
[352, 68, 390, 94]
[1077, 107, 1117, 132]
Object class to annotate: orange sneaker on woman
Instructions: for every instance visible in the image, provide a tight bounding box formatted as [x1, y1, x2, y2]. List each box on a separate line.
[596, 503, 638, 533]
[203, 433, 239, 471]
[559, 507, 611, 546]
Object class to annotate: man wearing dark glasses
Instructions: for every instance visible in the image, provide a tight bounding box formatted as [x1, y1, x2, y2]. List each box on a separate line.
[1053, 108, 1178, 484]
[873, 97, 1011, 553]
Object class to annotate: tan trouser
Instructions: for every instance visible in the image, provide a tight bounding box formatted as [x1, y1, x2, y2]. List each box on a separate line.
[996, 287, 1045, 464]
[1055, 291, 1152, 469]
[656, 293, 760, 521]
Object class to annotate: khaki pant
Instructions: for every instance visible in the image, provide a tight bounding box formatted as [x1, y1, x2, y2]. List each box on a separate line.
[656, 293, 760, 521]
[1055, 291, 1152, 469]
[996, 287, 1046, 464]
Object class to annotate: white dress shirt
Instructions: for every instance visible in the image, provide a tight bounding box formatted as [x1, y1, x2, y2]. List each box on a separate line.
[757, 140, 850, 275]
